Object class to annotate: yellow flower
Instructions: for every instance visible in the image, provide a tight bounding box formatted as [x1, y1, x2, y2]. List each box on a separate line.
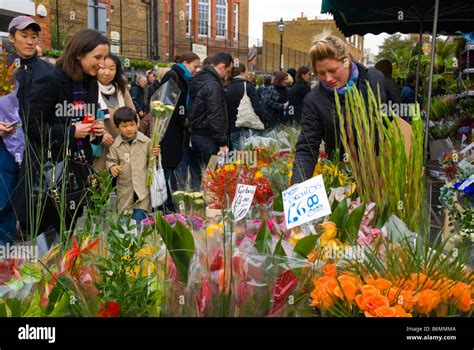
[254, 170, 264, 179]
[320, 221, 339, 247]
[206, 222, 223, 237]
[289, 233, 306, 245]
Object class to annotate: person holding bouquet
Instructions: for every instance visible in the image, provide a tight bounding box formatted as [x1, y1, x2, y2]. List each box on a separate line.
[106, 107, 161, 223]
[16, 29, 108, 236]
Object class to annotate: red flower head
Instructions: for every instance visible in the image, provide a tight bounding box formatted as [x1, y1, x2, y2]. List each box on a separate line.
[98, 301, 121, 317]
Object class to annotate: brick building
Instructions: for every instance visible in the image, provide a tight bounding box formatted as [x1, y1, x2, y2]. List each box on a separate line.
[260, 14, 364, 72]
[15, 0, 250, 63]
[0, 0, 52, 51]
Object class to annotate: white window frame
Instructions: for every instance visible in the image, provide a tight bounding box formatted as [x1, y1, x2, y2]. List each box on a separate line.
[215, 0, 228, 40]
[186, 0, 192, 37]
[198, 0, 211, 38]
[233, 3, 239, 41]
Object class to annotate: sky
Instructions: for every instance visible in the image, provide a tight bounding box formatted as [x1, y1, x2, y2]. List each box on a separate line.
[248, 0, 389, 55]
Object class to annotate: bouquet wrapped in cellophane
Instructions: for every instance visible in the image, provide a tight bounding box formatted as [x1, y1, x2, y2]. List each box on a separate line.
[146, 78, 181, 186]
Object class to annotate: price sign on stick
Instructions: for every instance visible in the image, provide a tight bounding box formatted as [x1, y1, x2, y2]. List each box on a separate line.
[283, 175, 332, 230]
[231, 184, 256, 222]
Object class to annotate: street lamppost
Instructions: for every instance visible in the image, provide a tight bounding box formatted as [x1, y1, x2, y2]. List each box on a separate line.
[277, 17, 285, 70]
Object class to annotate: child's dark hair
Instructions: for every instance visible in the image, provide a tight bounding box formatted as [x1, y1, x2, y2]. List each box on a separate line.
[113, 106, 139, 127]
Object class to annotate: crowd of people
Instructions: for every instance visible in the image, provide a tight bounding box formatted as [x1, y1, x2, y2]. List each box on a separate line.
[0, 15, 415, 244]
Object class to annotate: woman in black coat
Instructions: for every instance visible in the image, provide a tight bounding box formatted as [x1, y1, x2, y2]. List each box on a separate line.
[291, 33, 387, 185]
[225, 63, 263, 150]
[260, 71, 290, 129]
[139, 51, 201, 211]
[288, 66, 312, 124]
[16, 29, 108, 236]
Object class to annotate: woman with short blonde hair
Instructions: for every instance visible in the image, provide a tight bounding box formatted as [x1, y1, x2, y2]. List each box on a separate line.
[291, 31, 387, 185]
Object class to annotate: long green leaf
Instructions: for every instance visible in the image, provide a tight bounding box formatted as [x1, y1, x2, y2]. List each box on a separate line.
[294, 234, 318, 259]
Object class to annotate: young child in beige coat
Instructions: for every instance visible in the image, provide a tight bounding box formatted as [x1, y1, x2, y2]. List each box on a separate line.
[106, 106, 160, 223]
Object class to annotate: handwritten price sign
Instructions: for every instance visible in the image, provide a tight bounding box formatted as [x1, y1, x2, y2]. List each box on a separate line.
[283, 175, 331, 230]
[231, 184, 256, 222]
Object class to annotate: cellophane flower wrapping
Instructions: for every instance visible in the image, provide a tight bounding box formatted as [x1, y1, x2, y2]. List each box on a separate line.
[146, 78, 181, 186]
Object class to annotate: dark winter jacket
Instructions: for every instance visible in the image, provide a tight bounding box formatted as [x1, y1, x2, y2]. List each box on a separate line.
[291, 63, 387, 185]
[260, 85, 286, 129]
[188, 66, 228, 147]
[225, 77, 263, 133]
[130, 81, 147, 114]
[0, 52, 53, 149]
[139, 64, 190, 169]
[288, 80, 311, 124]
[15, 66, 100, 233]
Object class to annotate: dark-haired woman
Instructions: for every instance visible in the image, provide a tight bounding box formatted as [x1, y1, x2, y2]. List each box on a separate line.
[139, 51, 201, 211]
[94, 54, 135, 171]
[260, 71, 289, 129]
[16, 29, 108, 236]
[288, 66, 312, 124]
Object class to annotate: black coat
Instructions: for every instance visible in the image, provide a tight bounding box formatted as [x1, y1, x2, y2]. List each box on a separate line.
[159, 64, 189, 169]
[130, 81, 147, 114]
[288, 80, 311, 124]
[291, 63, 387, 184]
[15, 66, 100, 233]
[225, 77, 263, 133]
[188, 66, 228, 147]
[0, 53, 53, 149]
[25, 67, 100, 164]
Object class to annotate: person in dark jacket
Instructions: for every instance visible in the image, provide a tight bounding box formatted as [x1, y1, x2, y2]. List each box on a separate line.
[144, 70, 160, 108]
[15, 29, 108, 236]
[130, 75, 148, 118]
[287, 67, 297, 87]
[0, 16, 53, 244]
[401, 72, 417, 104]
[288, 65, 312, 124]
[139, 51, 201, 210]
[291, 32, 387, 185]
[375, 60, 401, 106]
[188, 52, 233, 189]
[225, 63, 263, 151]
[257, 75, 272, 102]
[261, 71, 289, 129]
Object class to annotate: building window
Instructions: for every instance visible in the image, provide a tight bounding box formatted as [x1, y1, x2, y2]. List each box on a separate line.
[198, 0, 210, 37]
[87, 0, 107, 35]
[186, 0, 192, 36]
[233, 3, 239, 40]
[216, 0, 227, 39]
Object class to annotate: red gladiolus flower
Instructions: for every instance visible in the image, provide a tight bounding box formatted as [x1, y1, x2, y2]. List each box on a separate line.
[269, 270, 298, 316]
[98, 301, 121, 317]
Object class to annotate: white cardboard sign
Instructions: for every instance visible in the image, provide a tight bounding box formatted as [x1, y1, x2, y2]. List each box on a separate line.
[283, 175, 332, 230]
[231, 184, 256, 222]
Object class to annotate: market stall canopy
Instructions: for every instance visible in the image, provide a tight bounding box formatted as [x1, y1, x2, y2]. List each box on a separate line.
[321, 0, 474, 36]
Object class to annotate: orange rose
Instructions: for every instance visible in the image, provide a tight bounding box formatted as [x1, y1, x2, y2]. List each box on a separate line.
[415, 289, 441, 314]
[374, 306, 397, 317]
[356, 293, 390, 316]
[375, 278, 393, 293]
[399, 290, 419, 312]
[323, 263, 337, 278]
[393, 305, 412, 317]
[454, 290, 473, 313]
[334, 281, 357, 302]
[360, 284, 380, 297]
[387, 287, 400, 304]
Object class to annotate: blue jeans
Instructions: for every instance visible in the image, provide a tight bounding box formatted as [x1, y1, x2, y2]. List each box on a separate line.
[230, 132, 242, 151]
[0, 148, 19, 244]
[132, 208, 148, 225]
[190, 135, 219, 190]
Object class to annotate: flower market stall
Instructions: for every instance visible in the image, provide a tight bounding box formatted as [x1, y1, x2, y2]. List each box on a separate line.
[0, 84, 472, 319]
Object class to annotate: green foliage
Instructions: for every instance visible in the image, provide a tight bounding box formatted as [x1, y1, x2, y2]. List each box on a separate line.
[154, 214, 195, 284]
[335, 84, 425, 232]
[255, 220, 272, 254]
[94, 221, 159, 316]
